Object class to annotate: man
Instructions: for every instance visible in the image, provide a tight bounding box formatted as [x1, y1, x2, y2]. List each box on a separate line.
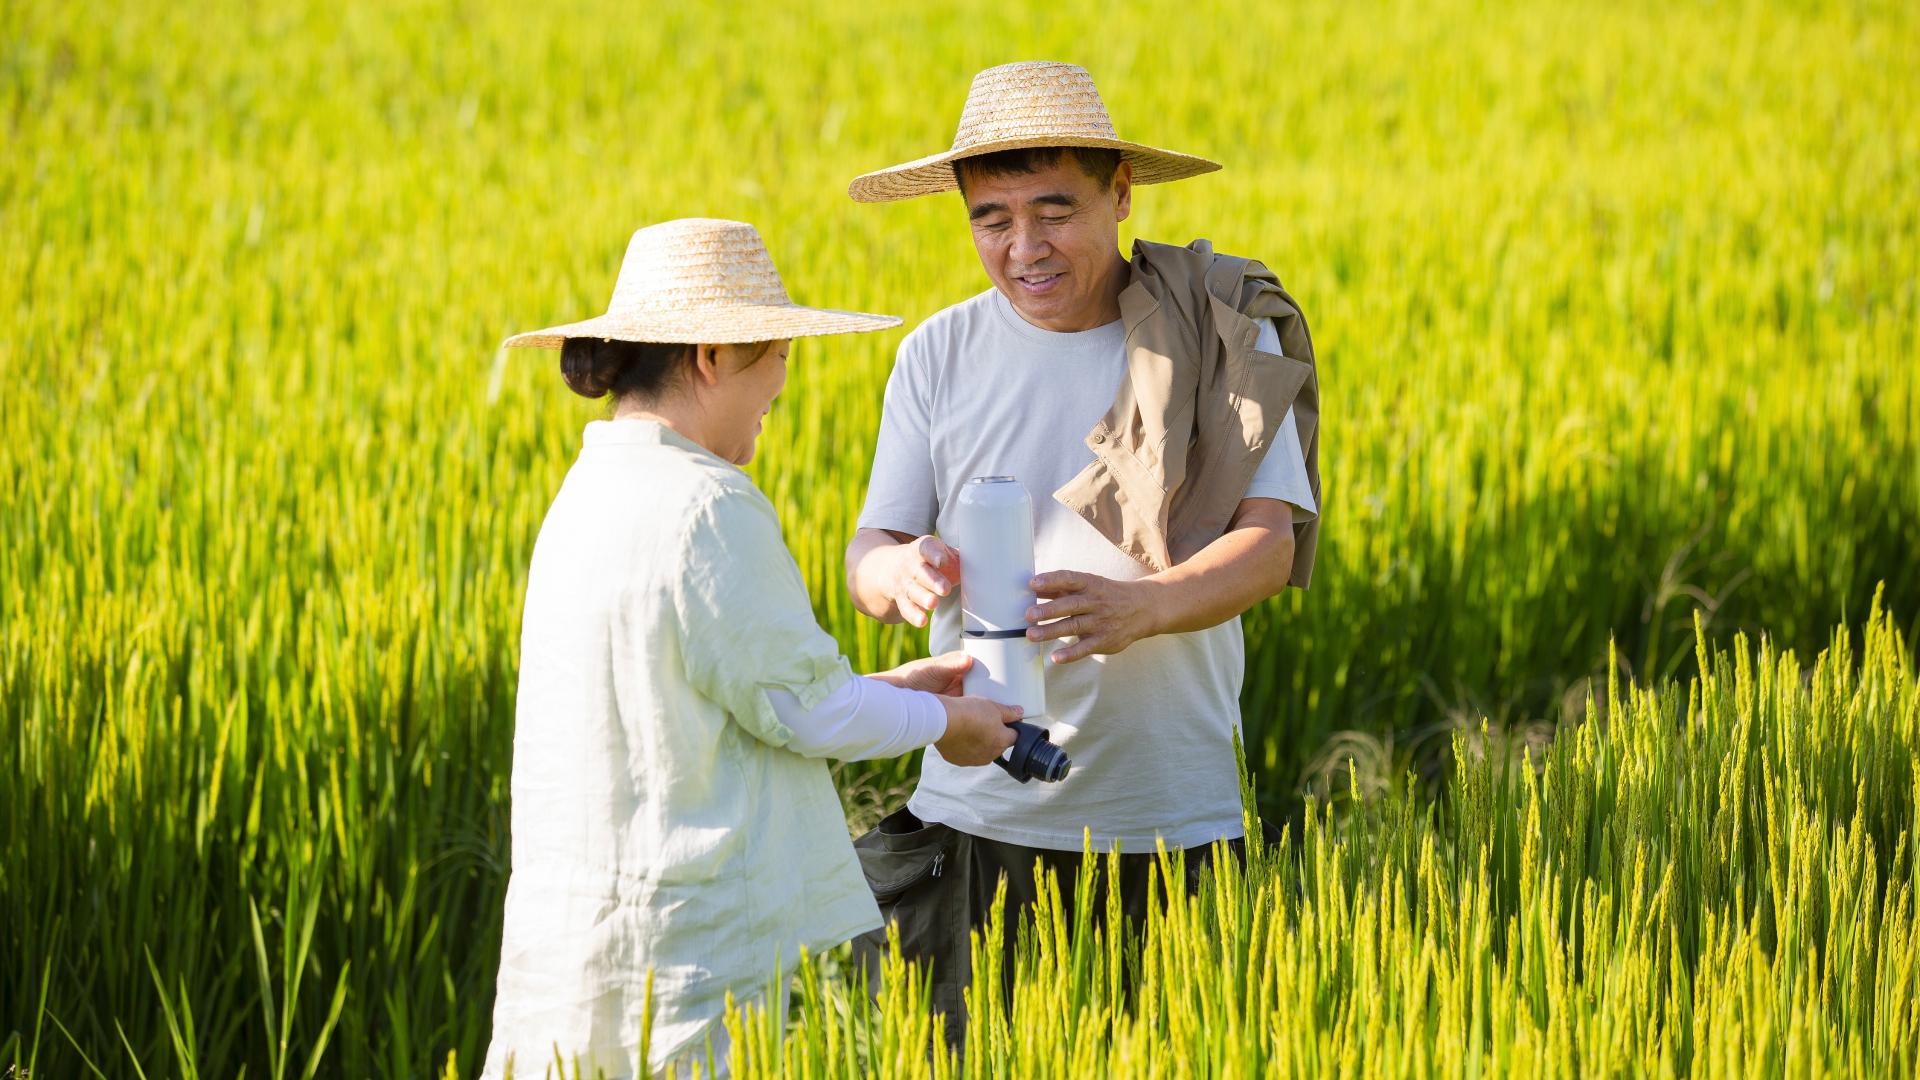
[842, 61, 1322, 1028]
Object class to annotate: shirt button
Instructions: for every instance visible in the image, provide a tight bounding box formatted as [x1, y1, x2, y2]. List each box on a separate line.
[1090, 432, 1106, 445]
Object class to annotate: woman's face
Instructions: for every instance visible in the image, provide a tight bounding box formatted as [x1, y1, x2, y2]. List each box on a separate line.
[703, 339, 791, 465]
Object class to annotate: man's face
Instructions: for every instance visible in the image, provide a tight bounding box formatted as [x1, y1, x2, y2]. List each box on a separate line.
[963, 157, 1133, 333]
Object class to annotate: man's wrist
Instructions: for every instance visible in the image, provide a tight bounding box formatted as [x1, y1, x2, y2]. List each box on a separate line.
[1131, 576, 1173, 639]
[850, 533, 906, 621]
[875, 542, 912, 618]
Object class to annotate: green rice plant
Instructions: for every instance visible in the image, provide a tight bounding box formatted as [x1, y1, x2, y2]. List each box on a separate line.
[2, 0, 1917, 1074]
[697, 602, 1917, 1078]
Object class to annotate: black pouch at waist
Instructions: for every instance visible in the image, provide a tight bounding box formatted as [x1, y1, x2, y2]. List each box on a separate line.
[849, 806, 971, 1041]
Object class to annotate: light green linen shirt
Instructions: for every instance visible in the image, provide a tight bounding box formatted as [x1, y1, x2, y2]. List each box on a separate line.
[483, 419, 880, 1079]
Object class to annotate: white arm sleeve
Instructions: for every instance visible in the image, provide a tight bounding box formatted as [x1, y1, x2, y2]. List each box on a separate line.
[769, 676, 949, 761]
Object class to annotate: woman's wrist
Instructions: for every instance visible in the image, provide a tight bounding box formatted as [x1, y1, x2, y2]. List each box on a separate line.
[903, 689, 946, 747]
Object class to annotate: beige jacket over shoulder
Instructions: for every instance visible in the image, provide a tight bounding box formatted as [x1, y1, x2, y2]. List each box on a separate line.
[1053, 238, 1322, 583]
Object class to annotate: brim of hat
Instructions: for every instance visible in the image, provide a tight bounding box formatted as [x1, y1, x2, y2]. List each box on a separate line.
[502, 303, 902, 349]
[848, 137, 1221, 203]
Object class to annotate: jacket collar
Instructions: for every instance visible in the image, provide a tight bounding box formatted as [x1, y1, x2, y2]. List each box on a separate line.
[1117, 274, 1161, 337]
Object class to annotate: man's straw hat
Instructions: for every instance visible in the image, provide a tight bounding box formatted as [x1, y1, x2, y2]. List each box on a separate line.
[848, 61, 1220, 203]
[503, 218, 900, 348]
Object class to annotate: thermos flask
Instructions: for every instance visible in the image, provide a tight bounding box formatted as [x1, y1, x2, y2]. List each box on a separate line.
[945, 476, 1071, 783]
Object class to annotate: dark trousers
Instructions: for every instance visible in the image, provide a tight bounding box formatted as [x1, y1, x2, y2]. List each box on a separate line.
[848, 807, 1250, 1044]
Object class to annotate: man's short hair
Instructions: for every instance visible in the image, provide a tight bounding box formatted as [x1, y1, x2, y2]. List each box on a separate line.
[953, 146, 1124, 197]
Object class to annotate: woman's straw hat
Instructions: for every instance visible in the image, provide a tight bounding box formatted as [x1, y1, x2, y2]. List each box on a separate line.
[848, 61, 1220, 203]
[503, 218, 901, 348]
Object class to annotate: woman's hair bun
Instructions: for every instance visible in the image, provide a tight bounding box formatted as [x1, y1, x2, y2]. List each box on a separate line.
[559, 339, 694, 401]
[559, 338, 620, 398]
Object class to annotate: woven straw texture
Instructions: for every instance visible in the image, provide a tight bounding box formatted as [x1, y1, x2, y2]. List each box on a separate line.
[503, 218, 900, 347]
[848, 62, 1220, 203]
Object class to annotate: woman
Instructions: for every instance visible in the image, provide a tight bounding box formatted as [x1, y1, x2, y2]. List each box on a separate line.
[482, 219, 1020, 1079]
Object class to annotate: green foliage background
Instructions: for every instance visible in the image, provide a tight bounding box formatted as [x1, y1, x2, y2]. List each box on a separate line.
[2, 0, 1916, 1075]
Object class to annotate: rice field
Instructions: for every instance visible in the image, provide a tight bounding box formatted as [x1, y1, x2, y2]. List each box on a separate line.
[2, 0, 1917, 1075]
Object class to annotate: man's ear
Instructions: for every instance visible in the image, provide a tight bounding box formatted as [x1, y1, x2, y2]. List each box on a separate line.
[1112, 160, 1134, 223]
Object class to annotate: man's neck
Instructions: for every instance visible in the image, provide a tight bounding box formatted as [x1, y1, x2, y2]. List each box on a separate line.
[1087, 250, 1130, 327]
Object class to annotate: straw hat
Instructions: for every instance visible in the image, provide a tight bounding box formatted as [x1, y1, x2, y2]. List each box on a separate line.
[503, 218, 901, 348]
[848, 61, 1221, 203]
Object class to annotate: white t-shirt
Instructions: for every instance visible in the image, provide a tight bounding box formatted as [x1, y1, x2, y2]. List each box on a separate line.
[858, 287, 1317, 851]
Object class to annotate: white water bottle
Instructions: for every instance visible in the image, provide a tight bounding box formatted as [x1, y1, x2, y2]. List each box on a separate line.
[944, 476, 1047, 722]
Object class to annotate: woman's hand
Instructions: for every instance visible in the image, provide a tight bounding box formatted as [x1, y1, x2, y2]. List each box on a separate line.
[935, 696, 1022, 766]
[872, 651, 973, 695]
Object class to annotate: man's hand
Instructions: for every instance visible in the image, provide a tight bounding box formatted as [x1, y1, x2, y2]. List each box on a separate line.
[870, 651, 972, 696]
[1026, 499, 1299, 663]
[847, 529, 961, 628]
[934, 696, 1023, 765]
[1026, 571, 1161, 664]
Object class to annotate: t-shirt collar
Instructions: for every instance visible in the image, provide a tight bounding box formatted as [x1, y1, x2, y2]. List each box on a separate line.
[988, 286, 1124, 347]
